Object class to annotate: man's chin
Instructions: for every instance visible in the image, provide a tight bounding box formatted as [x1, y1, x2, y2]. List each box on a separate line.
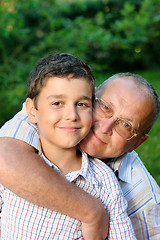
[79, 139, 95, 156]
[80, 129, 106, 156]
[80, 139, 104, 159]
[79, 137, 91, 153]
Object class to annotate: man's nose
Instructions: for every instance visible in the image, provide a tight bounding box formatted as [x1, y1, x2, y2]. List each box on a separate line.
[98, 117, 116, 134]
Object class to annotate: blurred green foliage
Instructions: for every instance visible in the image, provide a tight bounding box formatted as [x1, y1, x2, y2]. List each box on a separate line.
[0, 0, 160, 125]
[0, 0, 160, 184]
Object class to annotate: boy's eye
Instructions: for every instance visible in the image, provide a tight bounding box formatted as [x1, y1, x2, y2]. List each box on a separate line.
[52, 101, 63, 107]
[77, 102, 90, 108]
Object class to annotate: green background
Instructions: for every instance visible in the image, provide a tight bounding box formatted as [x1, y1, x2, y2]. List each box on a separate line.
[0, 0, 160, 185]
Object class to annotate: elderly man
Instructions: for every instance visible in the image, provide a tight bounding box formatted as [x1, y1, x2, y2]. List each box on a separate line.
[0, 73, 160, 239]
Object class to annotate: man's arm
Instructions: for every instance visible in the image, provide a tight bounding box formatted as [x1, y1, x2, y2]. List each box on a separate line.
[0, 137, 108, 240]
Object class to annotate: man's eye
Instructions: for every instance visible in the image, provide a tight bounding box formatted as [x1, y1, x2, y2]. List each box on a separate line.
[100, 103, 110, 113]
[103, 104, 109, 111]
[122, 121, 131, 129]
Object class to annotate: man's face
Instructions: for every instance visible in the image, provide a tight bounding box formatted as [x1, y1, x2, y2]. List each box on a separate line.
[80, 77, 154, 159]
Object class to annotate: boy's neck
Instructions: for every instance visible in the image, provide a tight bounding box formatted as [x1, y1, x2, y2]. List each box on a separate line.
[40, 141, 82, 176]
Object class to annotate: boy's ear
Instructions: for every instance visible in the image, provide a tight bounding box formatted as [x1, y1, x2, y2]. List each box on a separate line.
[26, 98, 37, 123]
[127, 135, 149, 153]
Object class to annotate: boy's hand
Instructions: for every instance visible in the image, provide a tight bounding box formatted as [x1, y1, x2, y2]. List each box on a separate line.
[81, 209, 109, 240]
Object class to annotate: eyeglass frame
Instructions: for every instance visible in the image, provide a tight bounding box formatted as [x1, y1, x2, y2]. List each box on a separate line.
[94, 97, 143, 140]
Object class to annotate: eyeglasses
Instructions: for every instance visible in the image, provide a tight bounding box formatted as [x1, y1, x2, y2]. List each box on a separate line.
[94, 97, 140, 140]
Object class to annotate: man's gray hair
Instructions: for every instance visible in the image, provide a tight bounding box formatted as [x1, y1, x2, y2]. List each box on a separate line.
[96, 72, 160, 134]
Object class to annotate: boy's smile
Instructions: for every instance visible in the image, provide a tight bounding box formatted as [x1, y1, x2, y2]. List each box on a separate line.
[26, 76, 93, 164]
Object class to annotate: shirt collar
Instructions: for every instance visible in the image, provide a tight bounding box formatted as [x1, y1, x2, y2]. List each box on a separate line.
[65, 151, 98, 184]
[108, 151, 138, 184]
[40, 149, 138, 184]
[40, 150, 96, 183]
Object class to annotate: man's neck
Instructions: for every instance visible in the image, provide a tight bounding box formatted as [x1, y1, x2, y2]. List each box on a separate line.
[101, 152, 127, 165]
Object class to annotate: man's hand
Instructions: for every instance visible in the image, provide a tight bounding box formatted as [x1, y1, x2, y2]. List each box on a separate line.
[82, 206, 109, 240]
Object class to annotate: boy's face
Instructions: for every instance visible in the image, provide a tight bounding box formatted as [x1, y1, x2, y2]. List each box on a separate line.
[26, 76, 93, 152]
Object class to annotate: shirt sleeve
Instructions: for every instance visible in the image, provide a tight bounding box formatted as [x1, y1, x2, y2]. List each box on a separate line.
[130, 203, 160, 239]
[99, 165, 137, 240]
[0, 196, 1, 238]
[0, 184, 4, 232]
[120, 152, 160, 239]
[108, 190, 136, 239]
[0, 102, 40, 151]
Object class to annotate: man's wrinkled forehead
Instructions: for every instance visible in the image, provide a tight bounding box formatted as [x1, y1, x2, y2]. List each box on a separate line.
[96, 77, 155, 133]
[96, 77, 142, 116]
[96, 77, 121, 97]
[96, 76, 134, 95]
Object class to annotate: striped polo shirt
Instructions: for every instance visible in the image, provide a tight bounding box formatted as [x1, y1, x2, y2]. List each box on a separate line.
[0, 103, 136, 239]
[108, 152, 160, 239]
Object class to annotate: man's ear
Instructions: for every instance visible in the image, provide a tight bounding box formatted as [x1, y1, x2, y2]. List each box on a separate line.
[128, 135, 149, 153]
[26, 98, 37, 123]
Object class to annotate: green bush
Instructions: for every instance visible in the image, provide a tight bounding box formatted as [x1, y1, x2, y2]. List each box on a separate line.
[0, 0, 160, 125]
[0, 0, 159, 185]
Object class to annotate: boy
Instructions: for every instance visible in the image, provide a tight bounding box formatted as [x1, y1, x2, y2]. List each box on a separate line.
[0, 53, 136, 239]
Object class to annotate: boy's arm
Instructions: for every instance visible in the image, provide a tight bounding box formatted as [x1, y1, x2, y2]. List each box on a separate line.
[0, 137, 108, 240]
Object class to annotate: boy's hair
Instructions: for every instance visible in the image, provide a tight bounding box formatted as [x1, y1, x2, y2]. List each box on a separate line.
[27, 53, 95, 108]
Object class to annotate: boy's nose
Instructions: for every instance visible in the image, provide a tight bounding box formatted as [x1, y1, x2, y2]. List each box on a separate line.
[64, 105, 78, 121]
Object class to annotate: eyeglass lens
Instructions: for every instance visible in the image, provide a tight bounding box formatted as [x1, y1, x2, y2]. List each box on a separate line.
[94, 98, 135, 139]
